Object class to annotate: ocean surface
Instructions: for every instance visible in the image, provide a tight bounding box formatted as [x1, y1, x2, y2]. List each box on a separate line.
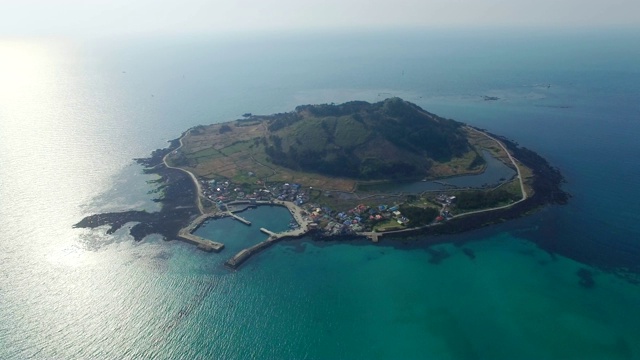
[1, 29, 640, 359]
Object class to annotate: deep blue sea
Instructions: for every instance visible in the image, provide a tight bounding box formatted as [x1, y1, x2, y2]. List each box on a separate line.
[1, 29, 640, 359]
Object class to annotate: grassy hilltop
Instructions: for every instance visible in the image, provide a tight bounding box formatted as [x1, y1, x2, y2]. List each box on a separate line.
[263, 98, 471, 179]
[167, 98, 489, 191]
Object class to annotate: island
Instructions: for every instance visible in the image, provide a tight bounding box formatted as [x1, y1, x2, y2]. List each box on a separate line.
[75, 98, 568, 269]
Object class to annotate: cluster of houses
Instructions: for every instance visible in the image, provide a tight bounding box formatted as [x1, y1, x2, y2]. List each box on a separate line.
[306, 203, 411, 236]
[432, 194, 456, 221]
[270, 183, 310, 205]
[200, 176, 459, 236]
[202, 179, 311, 206]
[435, 194, 456, 205]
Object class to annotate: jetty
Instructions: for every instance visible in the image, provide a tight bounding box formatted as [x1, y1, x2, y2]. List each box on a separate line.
[224, 237, 279, 269]
[225, 201, 313, 269]
[359, 231, 382, 243]
[260, 228, 276, 237]
[172, 200, 312, 261]
[177, 213, 225, 252]
[228, 212, 251, 225]
[224, 227, 310, 269]
[179, 232, 224, 252]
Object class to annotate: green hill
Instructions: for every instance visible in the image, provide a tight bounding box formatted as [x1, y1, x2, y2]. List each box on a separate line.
[262, 98, 469, 179]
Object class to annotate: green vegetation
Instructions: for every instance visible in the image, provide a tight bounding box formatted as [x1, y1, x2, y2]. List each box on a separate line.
[398, 205, 440, 226]
[161, 98, 546, 237]
[333, 116, 370, 148]
[454, 189, 520, 210]
[172, 97, 518, 194]
[266, 112, 303, 132]
[380, 98, 467, 161]
[374, 219, 403, 232]
[219, 140, 252, 156]
[500, 179, 525, 199]
[467, 151, 486, 170]
[186, 147, 223, 160]
[262, 98, 469, 180]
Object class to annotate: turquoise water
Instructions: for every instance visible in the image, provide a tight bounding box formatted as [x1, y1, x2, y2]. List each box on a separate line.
[1, 29, 640, 359]
[193, 206, 294, 270]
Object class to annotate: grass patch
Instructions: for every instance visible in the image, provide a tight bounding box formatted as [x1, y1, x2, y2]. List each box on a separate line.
[186, 147, 224, 160]
[220, 140, 252, 156]
[374, 219, 404, 232]
[284, 118, 330, 150]
[334, 116, 370, 148]
[500, 179, 524, 198]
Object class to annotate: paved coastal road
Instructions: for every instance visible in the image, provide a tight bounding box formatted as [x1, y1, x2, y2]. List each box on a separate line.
[454, 127, 528, 218]
[162, 134, 206, 215]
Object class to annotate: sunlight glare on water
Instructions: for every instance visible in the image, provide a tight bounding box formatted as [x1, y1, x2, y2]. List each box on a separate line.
[0, 40, 51, 100]
[0, 40, 135, 270]
[1, 32, 639, 359]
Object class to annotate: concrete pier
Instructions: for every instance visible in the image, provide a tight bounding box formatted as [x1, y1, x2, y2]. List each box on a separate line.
[225, 227, 312, 269]
[224, 237, 277, 269]
[358, 231, 382, 242]
[177, 213, 225, 252]
[179, 232, 224, 252]
[260, 227, 276, 237]
[229, 212, 251, 225]
[225, 201, 316, 270]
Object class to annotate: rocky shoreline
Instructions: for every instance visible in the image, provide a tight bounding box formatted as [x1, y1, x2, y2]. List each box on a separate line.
[74, 132, 569, 247]
[71, 130, 640, 284]
[74, 138, 202, 244]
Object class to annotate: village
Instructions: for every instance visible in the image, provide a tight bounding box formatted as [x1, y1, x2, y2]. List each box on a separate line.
[198, 175, 458, 238]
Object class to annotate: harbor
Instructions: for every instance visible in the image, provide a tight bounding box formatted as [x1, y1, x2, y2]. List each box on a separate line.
[224, 201, 314, 269]
[180, 201, 314, 269]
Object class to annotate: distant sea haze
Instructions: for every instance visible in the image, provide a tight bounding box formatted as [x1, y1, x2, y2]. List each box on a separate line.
[0, 29, 639, 359]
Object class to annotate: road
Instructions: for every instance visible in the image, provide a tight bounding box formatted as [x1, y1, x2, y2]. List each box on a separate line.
[453, 127, 527, 218]
[358, 128, 530, 241]
[162, 133, 206, 215]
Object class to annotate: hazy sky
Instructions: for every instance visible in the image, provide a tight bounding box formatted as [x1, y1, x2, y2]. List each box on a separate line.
[1, 0, 639, 37]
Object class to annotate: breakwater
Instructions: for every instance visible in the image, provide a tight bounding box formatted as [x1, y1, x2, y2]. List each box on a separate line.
[224, 201, 313, 269]
[172, 205, 252, 252]
[179, 232, 224, 252]
[224, 237, 279, 269]
[178, 213, 224, 252]
[228, 212, 251, 225]
[224, 227, 311, 269]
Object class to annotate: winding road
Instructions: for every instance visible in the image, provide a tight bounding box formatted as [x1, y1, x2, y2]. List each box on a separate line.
[359, 127, 529, 241]
[167, 126, 528, 246]
[162, 133, 206, 215]
[454, 127, 527, 218]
